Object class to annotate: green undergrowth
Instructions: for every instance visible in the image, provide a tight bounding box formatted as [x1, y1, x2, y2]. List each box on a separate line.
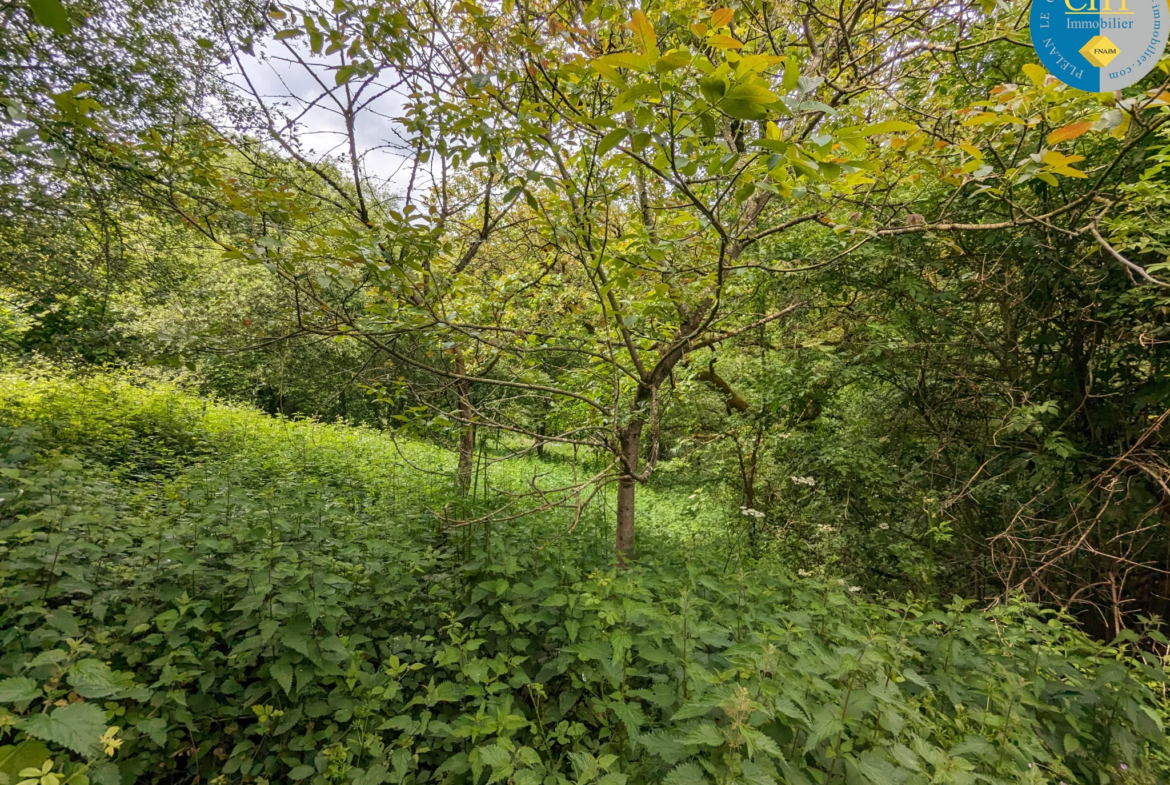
[0, 369, 731, 545]
[0, 368, 1169, 785]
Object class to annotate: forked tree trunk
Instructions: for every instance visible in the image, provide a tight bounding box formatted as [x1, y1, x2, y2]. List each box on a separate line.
[455, 351, 475, 495]
[615, 419, 644, 566]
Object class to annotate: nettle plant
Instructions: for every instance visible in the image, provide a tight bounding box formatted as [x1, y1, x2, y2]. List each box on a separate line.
[1, 376, 1169, 785]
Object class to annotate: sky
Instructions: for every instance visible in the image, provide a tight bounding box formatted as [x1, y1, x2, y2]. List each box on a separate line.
[223, 40, 425, 198]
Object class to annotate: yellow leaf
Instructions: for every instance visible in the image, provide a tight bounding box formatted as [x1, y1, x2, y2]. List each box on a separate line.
[962, 112, 997, 126]
[1046, 121, 1093, 145]
[860, 120, 918, 136]
[690, 22, 708, 36]
[1022, 63, 1046, 87]
[710, 7, 734, 28]
[594, 52, 651, 73]
[1042, 151, 1084, 165]
[627, 11, 657, 55]
[960, 143, 983, 159]
[736, 54, 784, 73]
[1036, 172, 1058, 186]
[1051, 165, 1088, 178]
[708, 34, 743, 50]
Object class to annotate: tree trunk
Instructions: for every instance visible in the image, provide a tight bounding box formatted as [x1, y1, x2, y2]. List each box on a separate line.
[615, 419, 643, 566]
[455, 351, 475, 495]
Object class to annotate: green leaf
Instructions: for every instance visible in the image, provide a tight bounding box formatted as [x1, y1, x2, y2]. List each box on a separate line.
[679, 721, 724, 747]
[699, 77, 726, 104]
[89, 760, 121, 785]
[289, 764, 316, 780]
[27, 0, 72, 35]
[782, 58, 799, 91]
[850, 120, 918, 137]
[612, 84, 660, 112]
[0, 741, 52, 780]
[271, 661, 294, 695]
[655, 49, 692, 72]
[722, 84, 778, 120]
[136, 717, 168, 747]
[597, 129, 628, 157]
[664, 762, 709, 785]
[67, 659, 118, 699]
[594, 53, 650, 73]
[18, 701, 107, 759]
[0, 677, 40, 704]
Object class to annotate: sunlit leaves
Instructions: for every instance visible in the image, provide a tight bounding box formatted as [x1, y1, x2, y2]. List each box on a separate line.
[1041, 150, 1088, 179]
[710, 8, 734, 29]
[722, 83, 779, 120]
[707, 34, 743, 50]
[627, 10, 658, 57]
[1046, 121, 1093, 145]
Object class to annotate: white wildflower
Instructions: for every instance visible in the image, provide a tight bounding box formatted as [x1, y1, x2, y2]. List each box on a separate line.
[879, 523, 889, 530]
[790, 476, 816, 486]
[739, 507, 765, 519]
[849, 586, 862, 593]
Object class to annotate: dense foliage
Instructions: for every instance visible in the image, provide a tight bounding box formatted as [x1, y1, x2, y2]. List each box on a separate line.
[5, 0, 1170, 779]
[2, 370, 1170, 785]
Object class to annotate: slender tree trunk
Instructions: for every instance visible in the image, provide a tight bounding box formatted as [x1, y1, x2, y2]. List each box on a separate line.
[455, 351, 475, 495]
[615, 419, 643, 566]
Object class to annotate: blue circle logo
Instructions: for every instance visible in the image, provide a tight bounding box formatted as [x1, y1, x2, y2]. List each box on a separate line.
[1032, 0, 1168, 91]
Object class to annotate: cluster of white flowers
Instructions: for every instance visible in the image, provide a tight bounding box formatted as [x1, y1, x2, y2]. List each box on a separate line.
[879, 523, 890, 530]
[797, 569, 812, 577]
[740, 507, 765, 519]
[817, 524, 837, 533]
[849, 586, 862, 593]
[790, 476, 816, 486]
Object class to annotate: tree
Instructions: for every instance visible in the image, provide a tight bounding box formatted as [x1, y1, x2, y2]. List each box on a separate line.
[24, 0, 1170, 575]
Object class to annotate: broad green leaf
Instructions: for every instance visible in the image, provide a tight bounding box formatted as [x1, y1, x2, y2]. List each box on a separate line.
[721, 84, 778, 120]
[613, 83, 660, 112]
[18, 701, 107, 759]
[664, 762, 709, 785]
[594, 53, 651, 73]
[782, 57, 800, 91]
[0, 677, 40, 703]
[136, 717, 168, 747]
[699, 77, 726, 104]
[271, 661, 294, 695]
[28, 0, 72, 34]
[656, 49, 693, 72]
[68, 659, 119, 699]
[0, 741, 52, 780]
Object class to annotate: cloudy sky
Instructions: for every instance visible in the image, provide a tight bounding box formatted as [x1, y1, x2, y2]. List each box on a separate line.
[223, 40, 425, 198]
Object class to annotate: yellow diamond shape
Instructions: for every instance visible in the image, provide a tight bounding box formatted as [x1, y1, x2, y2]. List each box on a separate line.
[1079, 35, 1121, 68]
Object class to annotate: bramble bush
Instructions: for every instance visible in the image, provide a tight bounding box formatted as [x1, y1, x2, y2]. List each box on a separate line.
[1, 370, 1168, 785]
